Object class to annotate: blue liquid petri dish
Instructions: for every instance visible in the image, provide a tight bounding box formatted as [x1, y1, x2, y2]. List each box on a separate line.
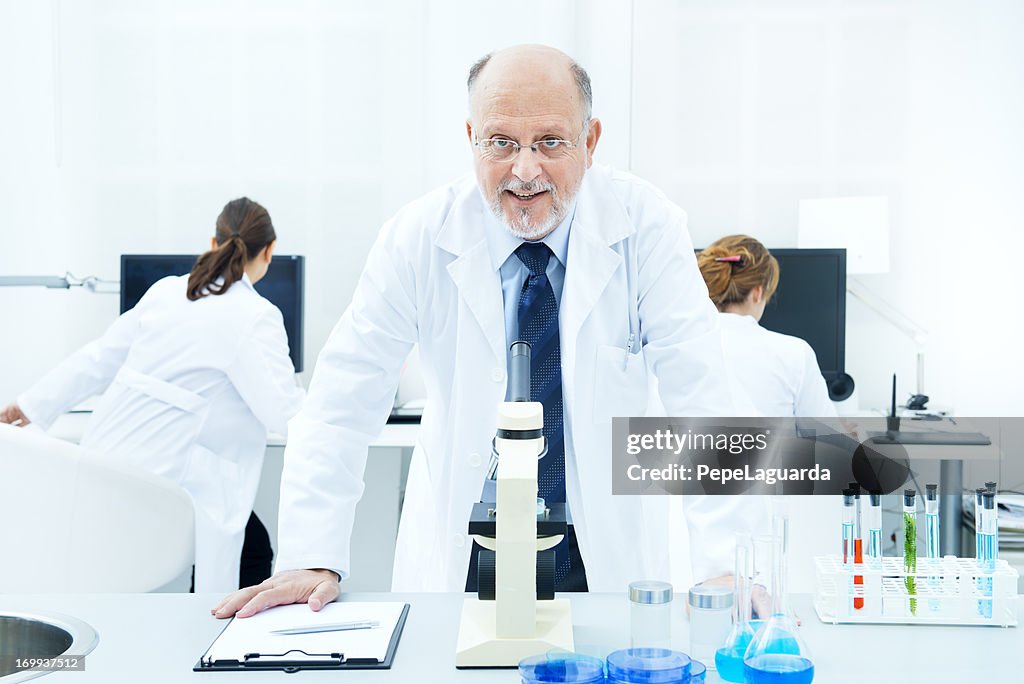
[688, 659, 706, 683]
[606, 648, 691, 683]
[519, 653, 607, 684]
[743, 654, 814, 684]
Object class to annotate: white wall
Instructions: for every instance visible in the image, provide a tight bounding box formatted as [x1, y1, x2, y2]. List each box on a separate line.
[0, 0, 630, 398]
[2, 1, 1021, 434]
[630, 0, 1024, 418]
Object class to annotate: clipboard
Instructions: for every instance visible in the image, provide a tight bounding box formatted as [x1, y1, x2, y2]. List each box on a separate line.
[194, 602, 410, 672]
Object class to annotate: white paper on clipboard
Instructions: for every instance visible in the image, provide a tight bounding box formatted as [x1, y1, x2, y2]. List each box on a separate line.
[203, 602, 408, 663]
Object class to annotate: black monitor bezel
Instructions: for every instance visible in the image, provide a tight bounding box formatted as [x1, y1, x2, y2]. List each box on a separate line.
[119, 253, 305, 372]
[695, 246, 847, 381]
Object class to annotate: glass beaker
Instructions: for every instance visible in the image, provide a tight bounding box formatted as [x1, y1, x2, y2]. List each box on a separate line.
[629, 580, 673, 650]
[714, 533, 755, 682]
[743, 513, 814, 684]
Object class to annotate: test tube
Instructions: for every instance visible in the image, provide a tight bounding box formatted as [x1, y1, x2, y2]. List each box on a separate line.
[903, 490, 917, 616]
[841, 489, 855, 564]
[867, 493, 883, 566]
[985, 489, 998, 564]
[925, 485, 940, 560]
[841, 489, 855, 611]
[975, 487, 986, 614]
[974, 488, 985, 559]
[986, 482, 999, 558]
[979, 491, 997, 619]
[848, 483, 864, 610]
[924, 484, 940, 612]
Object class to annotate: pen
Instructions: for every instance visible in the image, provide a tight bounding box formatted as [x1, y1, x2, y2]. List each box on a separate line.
[270, 619, 380, 635]
[623, 332, 636, 370]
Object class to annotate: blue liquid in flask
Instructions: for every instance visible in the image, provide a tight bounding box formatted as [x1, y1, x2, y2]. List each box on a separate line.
[714, 645, 746, 683]
[743, 654, 815, 684]
[715, 619, 761, 683]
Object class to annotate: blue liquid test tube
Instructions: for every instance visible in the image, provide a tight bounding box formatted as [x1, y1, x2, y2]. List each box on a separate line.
[924, 484, 939, 612]
[974, 487, 985, 615]
[979, 491, 997, 619]
[986, 482, 999, 562]
[867, 493, 883, 567]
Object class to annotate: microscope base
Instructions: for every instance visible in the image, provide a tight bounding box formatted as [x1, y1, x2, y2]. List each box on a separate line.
[454, 598, 574, 668]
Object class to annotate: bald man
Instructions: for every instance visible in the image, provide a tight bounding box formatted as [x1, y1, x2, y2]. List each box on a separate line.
[214, 45, 755, 618]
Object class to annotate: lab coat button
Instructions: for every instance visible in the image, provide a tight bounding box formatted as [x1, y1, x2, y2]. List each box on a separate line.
[491, 368, 504, 383]
[468, 452, 482, 467]
[452, 533, 465, 547]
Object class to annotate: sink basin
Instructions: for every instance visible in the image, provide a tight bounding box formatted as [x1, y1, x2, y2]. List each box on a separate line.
[0, 612, 98, 683]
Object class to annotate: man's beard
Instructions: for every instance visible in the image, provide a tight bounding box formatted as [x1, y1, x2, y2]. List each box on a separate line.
[488, 178, 573, 240]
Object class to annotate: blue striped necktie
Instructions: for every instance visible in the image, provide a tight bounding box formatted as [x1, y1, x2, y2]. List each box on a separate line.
[515, 242, 569, 583]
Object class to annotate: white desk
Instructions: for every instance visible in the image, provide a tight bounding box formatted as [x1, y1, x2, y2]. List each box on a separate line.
[0, 592, 1016, 683]
[48, 412, 420, 450]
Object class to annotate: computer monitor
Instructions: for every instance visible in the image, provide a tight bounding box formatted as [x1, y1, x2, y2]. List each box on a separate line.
[119, 254, 305, 372]
[696, 247, 850, 398]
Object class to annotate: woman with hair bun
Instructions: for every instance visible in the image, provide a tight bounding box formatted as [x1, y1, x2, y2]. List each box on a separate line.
[1, 197, 305, 592]
[697, 234, 836, 418]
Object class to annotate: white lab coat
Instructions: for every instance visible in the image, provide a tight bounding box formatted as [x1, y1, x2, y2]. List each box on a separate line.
[18, 274, 304, 592]
[276, 164, 755, 592]
[718, 312, 837, 418]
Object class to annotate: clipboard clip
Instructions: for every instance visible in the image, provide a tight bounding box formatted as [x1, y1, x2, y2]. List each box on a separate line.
[239, 649, 345, 672]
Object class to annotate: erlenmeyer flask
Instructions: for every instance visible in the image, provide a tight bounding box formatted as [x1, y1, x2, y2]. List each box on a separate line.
[743, 513, 814, 684]
[714, 533, 755, 682]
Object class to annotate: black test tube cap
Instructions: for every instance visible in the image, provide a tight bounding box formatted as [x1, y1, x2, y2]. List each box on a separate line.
[925, 484, 938, 501]
[903, 489, 916, 507]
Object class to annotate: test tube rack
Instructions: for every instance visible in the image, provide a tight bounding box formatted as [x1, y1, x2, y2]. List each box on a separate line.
[813, 555, 1019, 627]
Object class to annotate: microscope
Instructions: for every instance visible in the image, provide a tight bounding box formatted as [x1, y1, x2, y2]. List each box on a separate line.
[455, 341, 575, 667]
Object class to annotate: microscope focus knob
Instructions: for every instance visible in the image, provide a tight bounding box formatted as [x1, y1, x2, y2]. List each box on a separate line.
[476, 549, 556, 601]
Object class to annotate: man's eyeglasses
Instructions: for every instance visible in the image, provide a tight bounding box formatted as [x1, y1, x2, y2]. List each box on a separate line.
[472, 123, 589, 163]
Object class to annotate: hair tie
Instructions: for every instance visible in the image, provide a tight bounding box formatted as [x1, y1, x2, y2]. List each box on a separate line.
[714, 255, 743, 265]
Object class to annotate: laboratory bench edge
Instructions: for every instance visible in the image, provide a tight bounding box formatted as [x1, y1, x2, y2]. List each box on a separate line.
[0, 593, 1018, 683]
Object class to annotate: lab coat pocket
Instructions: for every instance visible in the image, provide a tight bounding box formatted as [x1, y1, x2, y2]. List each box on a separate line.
[593, 344, 649, 424]
[180, 444, 247, 531]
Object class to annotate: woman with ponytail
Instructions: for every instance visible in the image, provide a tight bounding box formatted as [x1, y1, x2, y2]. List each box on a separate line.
[697, 235, 836, 418]
[1, 198, 305, 592]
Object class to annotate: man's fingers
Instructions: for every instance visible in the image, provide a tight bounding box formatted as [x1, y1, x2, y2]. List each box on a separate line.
[1, 404, 29, 426]
[308, 579, 340, 612]
[236, 585, 299, 619]
[212, 571, 341, 619]
[213, 584, 267, 618]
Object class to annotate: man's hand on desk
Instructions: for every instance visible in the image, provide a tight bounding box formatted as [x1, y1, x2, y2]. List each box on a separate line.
[0, 403, 30, 427]
[211, 568, 341, 619]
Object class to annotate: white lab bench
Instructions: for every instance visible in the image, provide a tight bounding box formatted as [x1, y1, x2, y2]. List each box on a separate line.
[0, 592, 1016, 683]
[47, 413, 419, 592]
